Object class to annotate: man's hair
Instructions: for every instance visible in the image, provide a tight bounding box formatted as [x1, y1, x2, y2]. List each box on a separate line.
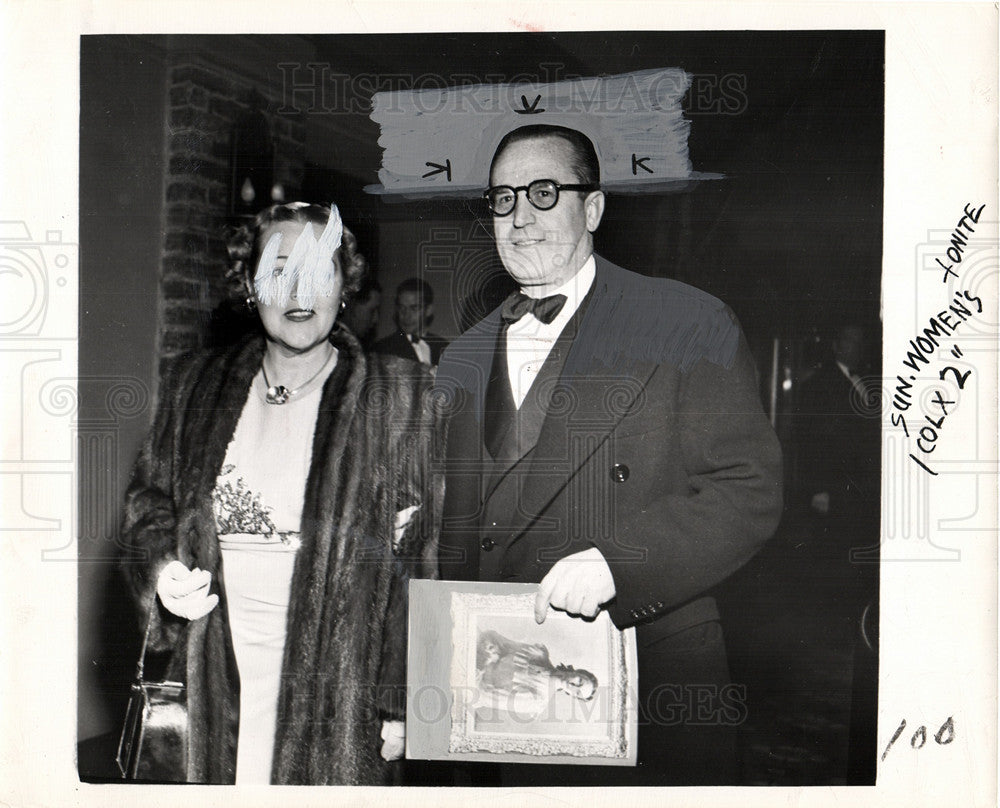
[489, 124, 601, 186]
[396, 276, 433, 306]
[353, 275, 382, 305]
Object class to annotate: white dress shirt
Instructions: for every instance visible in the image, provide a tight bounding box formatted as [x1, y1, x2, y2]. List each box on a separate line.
[506, 256, 596, 408]
[835, 360, 868, 399]
[408, 333, 432, 365]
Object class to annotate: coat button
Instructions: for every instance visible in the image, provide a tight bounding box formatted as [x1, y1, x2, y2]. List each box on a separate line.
[481, 538, 495, 551]
[610, 463, 630, 483]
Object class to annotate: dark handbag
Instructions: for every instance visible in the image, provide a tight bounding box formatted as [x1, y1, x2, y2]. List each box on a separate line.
[116, 607, 189, 782]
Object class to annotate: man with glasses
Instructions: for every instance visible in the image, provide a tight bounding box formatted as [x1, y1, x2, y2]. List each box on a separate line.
[435, 124, 782, 785]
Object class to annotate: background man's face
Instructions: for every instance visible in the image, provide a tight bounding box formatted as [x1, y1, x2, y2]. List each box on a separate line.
[490, 136, 602, 291]
[833, 325, 865, 370]
[395, 290, 427, 335]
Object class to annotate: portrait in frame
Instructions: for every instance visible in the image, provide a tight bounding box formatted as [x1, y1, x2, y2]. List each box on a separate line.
[407, 580, 637, 766]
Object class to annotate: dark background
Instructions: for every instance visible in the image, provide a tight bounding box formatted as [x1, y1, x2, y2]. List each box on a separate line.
[79, 31, 883, 784]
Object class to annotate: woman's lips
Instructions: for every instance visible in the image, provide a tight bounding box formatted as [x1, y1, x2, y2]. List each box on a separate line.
[284, 309, 315, 322]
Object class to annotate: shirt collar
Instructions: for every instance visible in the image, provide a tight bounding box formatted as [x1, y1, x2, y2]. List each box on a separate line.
[835, 360, 854, 379]
[520, 255, 596, 310]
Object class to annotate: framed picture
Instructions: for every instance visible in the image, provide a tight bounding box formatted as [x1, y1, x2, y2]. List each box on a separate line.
[407, 579, 637, 765]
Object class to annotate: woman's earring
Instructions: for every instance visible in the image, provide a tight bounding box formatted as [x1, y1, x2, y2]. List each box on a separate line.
[340, 299, 347, 312]
[246, 296, 257, 311]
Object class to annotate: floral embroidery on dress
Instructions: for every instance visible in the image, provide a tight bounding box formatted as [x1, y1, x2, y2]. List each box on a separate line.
[212, 463, 287, 540]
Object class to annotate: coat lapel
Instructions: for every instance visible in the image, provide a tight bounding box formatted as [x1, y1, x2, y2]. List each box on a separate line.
[442, 260, 657, 544]
[503, 259, 657, 539]
[482, 290, 593, 501]
[435, 312, 500, 569]
[180, 336, 264, 571]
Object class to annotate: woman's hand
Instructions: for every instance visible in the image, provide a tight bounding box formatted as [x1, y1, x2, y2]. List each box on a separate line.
[379, 720, 405, 761]
[156, 560, 219, 621]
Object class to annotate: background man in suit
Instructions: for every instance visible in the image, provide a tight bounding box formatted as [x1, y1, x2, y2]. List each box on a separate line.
[794, 323, 880, 640]
[796, 324, 879, 520]
[435, 124, 783, 785]
[374, 277, 448, 365]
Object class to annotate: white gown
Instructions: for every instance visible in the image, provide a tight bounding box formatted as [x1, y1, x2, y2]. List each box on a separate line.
[211, 353, 336, 784]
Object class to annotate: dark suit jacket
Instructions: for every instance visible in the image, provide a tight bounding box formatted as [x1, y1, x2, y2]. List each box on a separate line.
[374, 330, 448, 366]
[435, 255, 783, 642]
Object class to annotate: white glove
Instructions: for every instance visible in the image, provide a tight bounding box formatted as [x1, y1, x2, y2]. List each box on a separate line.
[380, 720, 405, 761]
[156, 560, 219, 621]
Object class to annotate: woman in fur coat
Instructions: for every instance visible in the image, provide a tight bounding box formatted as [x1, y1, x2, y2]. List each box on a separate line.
[120, 202, 441, 784]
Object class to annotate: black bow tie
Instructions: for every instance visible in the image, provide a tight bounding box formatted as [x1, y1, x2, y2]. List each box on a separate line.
[500, 291, 568, 325]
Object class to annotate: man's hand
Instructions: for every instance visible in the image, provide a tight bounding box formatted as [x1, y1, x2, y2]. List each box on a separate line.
[380, 720, 405, 761]
[534, 547, 616, 623]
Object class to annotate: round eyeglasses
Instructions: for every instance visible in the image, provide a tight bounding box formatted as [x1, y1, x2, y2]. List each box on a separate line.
[483, 179, 600, 216]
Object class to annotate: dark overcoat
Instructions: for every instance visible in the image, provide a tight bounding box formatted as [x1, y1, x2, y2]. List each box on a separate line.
[120, 326, 441, 784]
[434, 256, 784, 784]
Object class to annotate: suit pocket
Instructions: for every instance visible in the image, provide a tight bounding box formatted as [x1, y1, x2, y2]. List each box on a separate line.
[640, 619, 724, 655]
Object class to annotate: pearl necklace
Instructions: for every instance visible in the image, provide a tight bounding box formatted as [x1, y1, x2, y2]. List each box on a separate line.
[261, 349, 335, 405]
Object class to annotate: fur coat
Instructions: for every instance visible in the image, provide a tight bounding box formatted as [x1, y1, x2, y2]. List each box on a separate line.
[120, 325, 442, 784]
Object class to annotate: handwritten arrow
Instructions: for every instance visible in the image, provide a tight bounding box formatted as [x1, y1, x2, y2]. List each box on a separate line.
[514, 94, 545, 114]
[422, 159, 452, 181]
[631, 155, 653, 175]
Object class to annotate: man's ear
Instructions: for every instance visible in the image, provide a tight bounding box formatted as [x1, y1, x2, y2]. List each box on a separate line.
[585, 190, 606, 233]
[424, 304, 435, 328]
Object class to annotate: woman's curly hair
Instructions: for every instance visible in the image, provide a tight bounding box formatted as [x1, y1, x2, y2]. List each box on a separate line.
[225, 202, 368, 303]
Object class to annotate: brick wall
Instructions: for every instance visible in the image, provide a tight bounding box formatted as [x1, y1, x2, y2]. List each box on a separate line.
[159, 55, 306, 373]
